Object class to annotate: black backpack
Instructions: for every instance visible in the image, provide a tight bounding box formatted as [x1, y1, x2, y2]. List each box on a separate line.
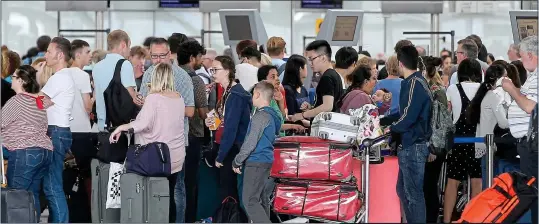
[103, 59, 139, 129]
[212, 197, 246, 223]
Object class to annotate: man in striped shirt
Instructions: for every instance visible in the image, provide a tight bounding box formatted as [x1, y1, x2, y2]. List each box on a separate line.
[506, 35, 538, 224]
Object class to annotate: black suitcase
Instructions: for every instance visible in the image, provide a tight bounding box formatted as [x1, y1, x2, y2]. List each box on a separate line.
[1, 188, 38, 223]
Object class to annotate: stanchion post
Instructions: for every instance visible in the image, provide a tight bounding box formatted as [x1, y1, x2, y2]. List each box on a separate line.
[361, 139, 373, 223]
[485, 134, 494, 187]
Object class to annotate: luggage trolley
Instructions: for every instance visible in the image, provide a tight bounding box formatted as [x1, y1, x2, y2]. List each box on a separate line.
[356, 133, 393, 223]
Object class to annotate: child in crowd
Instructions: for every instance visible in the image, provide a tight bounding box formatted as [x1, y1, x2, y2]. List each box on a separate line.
[232, 81, 283, 223]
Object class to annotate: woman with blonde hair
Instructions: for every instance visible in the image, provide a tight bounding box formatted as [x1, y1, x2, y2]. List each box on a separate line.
[260, 53, 272, 66]
[109, 63, 185, 223]
[31, 58, 54, 88]
[373, 55, 401, 116]
[357, 56, 378, 78]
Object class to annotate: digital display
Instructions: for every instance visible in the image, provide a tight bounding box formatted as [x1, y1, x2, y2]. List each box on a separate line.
[332, 16, 358, 41]
[225, 15, 253, 41]
[301, 0, 342, 9]
[516, 17, 538, 41]
[159, 0, 199, 8]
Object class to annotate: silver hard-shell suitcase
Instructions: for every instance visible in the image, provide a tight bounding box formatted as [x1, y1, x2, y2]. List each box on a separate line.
[91, 159, 121, 223]
[120, 173, 169, 223]
[311, 112, 361, 144]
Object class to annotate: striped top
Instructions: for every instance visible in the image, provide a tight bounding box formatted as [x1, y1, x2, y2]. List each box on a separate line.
[1, 94, 53, 151]
[508, 69, 538, 138]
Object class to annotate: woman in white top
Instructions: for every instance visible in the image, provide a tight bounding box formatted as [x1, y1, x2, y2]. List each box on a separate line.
[443, 58, 483, 223]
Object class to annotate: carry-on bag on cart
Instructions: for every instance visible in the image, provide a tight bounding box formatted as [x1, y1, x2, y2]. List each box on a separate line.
[310, 112, 361, 144]
[273, 180, 361, 223]
[120, 173, 170, 223]
[457, 171, 537, 223]
[90, 159, 121, 223]
[271, 136, 354, 182]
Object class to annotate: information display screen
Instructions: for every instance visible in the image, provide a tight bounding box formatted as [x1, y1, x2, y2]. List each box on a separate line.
[332, 16, 358, 41]
[516, 17, 538, 41]
[301, 0, 342, 9]
[159, 0, 199, 8]
[225, 15, 253, 41]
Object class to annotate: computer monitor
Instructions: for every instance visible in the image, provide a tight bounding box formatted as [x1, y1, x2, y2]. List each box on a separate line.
[219, 9, 268, 64]
[316, 10, 364, 46]
[509, 10, 538, 44]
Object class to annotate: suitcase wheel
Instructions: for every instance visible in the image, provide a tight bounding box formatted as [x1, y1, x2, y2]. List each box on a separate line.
[322, 113, 332, 120]
[282, 206, 289, 211]
[319, 132, 329, 140]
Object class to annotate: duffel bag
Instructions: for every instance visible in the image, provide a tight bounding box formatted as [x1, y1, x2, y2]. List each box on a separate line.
[272, 136, 353, 182]
[273, 180, 361, 223]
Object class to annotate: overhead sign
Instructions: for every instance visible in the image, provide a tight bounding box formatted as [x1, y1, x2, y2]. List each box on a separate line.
[200, 1, 260, 13]
[46, 1, 108, 11]
[381, 1, 443, 14]
[315, 18, 324, 34]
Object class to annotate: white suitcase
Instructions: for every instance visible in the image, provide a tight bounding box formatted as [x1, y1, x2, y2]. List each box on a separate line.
[310, 112, 361, 144]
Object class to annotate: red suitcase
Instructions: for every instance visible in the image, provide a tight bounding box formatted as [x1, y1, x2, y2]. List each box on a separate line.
[272, 136, 354, 182]
[273, 180, 361, 222]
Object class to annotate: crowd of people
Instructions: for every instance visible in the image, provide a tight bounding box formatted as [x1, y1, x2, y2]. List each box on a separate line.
[1, 29, 537, 223]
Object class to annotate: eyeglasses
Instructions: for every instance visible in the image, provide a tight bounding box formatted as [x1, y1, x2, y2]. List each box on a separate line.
[209, 68, 224, 74]
[11, 75, 19, 80]
[307, 54, 325, 63]
[150, 52, 170, 59]
[456, 51, 465, 55]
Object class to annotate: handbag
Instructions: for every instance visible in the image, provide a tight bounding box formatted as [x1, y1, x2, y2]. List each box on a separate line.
[96, 132, 129, 164]
[125, 142, 171, 177]
[493, 125, 519, 162]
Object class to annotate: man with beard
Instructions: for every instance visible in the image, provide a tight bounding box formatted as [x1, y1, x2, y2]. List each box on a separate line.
[177, 40, 209, 223]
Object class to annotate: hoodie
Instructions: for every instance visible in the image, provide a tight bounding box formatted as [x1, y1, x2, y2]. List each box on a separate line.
[233, 106, 282, 168]
[217, 84, 253, 163]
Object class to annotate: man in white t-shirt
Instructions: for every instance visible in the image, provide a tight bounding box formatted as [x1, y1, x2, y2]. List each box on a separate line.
[38, 36, 76, 223]
[236, 47, 261, 91]
[68, 39, 94, 133]
[449, 38, 489, 86]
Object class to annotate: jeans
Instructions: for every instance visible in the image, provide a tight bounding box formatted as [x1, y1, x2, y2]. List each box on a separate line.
[518, 141, 538, 224]
[6, 147, 52, 220]
[44, 125, 72, 223]
[175, 164, 186, 223]
[396, 143, 429, 224]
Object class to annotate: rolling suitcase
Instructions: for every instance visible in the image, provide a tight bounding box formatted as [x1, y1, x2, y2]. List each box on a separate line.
[273, 180, 361, 223]
[271, 136, 354, 182]
[120, 173, 170, 223]
[90, 159, 121, 223]
[311, 112, 360, 144]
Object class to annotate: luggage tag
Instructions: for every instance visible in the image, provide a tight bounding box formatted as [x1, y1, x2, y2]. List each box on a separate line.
[72, 176, 79, 192]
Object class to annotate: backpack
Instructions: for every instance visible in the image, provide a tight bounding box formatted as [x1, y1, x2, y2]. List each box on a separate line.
[413, 77, 455, 156]
[457, 171, 537, 223]
[103, 59, 139, 129]
[212, 197, 246, 223]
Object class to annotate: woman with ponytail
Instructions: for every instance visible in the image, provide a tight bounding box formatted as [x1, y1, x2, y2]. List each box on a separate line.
[205, 55, 252, 201]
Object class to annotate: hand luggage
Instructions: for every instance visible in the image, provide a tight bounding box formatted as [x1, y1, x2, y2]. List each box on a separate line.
[125, 142, 171, 177]
[311, 112, 360, 144]
[212, 196, 245, 223]
[353, 156, 401, 223]
[64, 162, 92, 223]
[96, 132, 129, 164]
[273, 180, 361, 223]
[457, 171, 537, 223]
[0, 148, 37, 223]
[120, 173, 170, 223]
[90, 159, 121, 223]
[271, 136, 354, 182]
